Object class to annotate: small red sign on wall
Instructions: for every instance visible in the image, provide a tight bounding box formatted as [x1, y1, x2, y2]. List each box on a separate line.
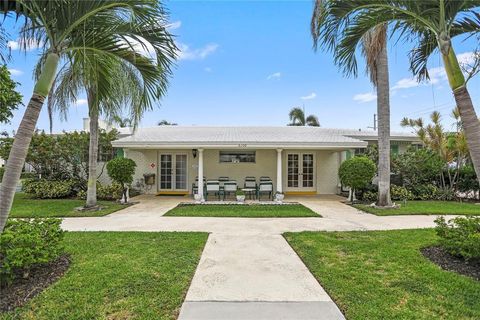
[150, 163, 156, 169]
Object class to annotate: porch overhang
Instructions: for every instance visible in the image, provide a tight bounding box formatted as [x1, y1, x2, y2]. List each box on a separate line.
[112, 142, 368, 150]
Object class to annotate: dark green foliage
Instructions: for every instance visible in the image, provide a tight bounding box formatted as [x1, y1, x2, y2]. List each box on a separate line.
[392, 148, 445, 189]
[107, 158, 136, 201]
[0, 167, 4, 182]
[0, 65, 23, 124]
[0, 130, 118, 181]
[22, 179, 76, 199]
[458, 165, 480, 197]
[411, 184, 439, 200]
[0, 219, 64, 285]
[435, 216, 480, 260]
[339, 156, 376, 191]
[77, 183, 123, 201]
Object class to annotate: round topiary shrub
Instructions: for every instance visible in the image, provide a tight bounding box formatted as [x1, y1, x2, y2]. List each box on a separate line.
[339, 156, 376, 203]
[106, 158, 136, 203]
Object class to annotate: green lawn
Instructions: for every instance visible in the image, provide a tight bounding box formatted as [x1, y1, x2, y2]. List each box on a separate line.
[9, 193, 128, 218]
[164, 204, 320, 217]
[354, 200, 480, 216]
[285, 229, 480, 319]
[1, 232, 208, 320]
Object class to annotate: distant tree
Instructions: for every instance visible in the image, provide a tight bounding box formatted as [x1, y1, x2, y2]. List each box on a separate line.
[287, 107, 320, 127]
[106, 157, 136, 203]
[0, 65, 22, 124]
[158, 120, 177, 126]
[111, 116, 133, 128]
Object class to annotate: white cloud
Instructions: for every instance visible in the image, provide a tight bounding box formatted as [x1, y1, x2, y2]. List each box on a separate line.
[167, 20, 182, 30]
[75, 99, 88, 106]
[457, 51, 476, 65]
[204, 67, 213, 72]
[267, 72, 281, 80]
[301, 92, 317, 100]
[7, 39, 43, 51]
[177, 43, 218, 61]
[353, 92, 377, 103]
[8, 68, 23, 76]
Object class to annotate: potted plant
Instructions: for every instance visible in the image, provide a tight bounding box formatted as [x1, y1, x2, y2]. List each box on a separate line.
[193, 193, 203, 203]
[236, 189, 245, 203]
[275, 191, 285, 202]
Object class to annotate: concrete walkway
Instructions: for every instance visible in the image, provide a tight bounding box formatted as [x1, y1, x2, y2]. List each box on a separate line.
[61, 195, 453, 320]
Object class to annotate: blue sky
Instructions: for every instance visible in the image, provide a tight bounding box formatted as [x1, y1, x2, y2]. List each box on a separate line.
[2, 0, 480, 134]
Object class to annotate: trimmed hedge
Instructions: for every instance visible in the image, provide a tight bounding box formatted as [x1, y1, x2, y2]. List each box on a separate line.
[77, 183, 123, 201]
[22, 179, 76, 199]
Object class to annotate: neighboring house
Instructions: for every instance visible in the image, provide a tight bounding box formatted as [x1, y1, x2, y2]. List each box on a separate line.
[112, 126, 420, 196]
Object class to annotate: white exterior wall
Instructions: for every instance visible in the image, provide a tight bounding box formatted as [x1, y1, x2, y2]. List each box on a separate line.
[124, 148, 343, 195]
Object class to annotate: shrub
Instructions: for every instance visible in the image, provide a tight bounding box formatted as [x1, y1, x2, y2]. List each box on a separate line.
[0, 219, 65, 285]
[435, 216, 480, 260]
[20, 171, 37, 180]
[22, 179, 76, 199]
[457, 165, 479, 196]
[339, 156, 376, 202]
[77, 182, 123, 201]
[0, 167, 3, 182]
[362, 191, 378, 203]
[390, 185, 415, 201]
[411, 184, 439, 200]
[107, 158, 136, 202]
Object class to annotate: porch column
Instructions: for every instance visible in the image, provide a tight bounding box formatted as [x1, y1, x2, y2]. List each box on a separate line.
[276, 149, 283, 193]
[198, 148, 204, 201]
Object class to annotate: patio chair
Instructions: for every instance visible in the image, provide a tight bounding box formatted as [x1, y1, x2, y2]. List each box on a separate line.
[192, 176, 206, 196]
[218, 176, 230, 187]
[205, 180, 221, 200]
[244, 176, 257, 188]
[260, 176, 272, 182]
[223, 181, 237, 200]
[257, 181, 273, 200]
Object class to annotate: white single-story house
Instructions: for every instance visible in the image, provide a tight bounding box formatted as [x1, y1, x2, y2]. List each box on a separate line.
[112, 126, 420, 197]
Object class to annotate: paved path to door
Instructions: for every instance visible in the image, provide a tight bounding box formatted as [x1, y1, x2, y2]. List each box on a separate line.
[61, 195, 453, 320]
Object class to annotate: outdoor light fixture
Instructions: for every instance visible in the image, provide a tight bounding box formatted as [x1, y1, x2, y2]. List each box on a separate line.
[192, 149, 198, 158]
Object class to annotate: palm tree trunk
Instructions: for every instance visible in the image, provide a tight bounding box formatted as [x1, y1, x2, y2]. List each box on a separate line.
[376, 41, 392, 207]
[0, 53, 58, 232]
[85, 93, 99, 208]
[453, 87, 480, 184]
[0, 94, 45, 231]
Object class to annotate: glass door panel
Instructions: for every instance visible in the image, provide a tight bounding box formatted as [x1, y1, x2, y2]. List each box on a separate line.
[175, 154, 187, 190]
[302, 154, 314, 188]
[287, 154, 299, 188]
[160, 154, 172, 190]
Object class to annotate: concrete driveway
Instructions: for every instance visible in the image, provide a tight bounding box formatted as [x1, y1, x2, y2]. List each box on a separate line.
[61, 195, 451, 320]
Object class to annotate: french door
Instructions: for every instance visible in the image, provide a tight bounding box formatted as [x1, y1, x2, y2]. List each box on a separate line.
[159, 153, 188, 191]
[286, 153, 315, 191]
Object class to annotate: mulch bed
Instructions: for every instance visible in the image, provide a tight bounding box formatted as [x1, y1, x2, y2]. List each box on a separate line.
[421, 246, 480, 281]
[0, 254, 70, 313]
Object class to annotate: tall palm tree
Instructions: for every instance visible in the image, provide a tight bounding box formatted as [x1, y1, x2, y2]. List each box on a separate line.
[288, 107, 320, 126]
[0, 0, 175, 231]
[49, 31, 175, 209]
[312, 0, 480, 185]
[311, 1, 392, 207]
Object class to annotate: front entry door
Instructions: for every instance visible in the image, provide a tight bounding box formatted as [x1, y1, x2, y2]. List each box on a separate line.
[159, 153, 188, 191]
[287, 153, 315, 191]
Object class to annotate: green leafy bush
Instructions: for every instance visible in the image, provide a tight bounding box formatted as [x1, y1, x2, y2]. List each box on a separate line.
[20, 172, 37, 180]
[339, 156, 376, 192]
[0, 167, 4, 182]
[363, 191, 378, 203]
[390, 185, 415, 201]
[77, 182, 123, 201]
[435, 216, 480, 260]
[107, 158, 136, 202]
[457, 165, 479, 196]
[0, 219, 65, 285]
[22, 179, 76, 199]
[411, 184, 439, 200]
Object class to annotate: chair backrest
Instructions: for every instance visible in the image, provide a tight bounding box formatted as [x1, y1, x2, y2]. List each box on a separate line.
[223, 181, 237, 192]
[245, 176, 256, 181]
[206, 181, 220, 191]
[244, 180, 256, 188]
[260, 176, 271, 182]
[259, 182, 273, 191]
[218, 176, 229, 182]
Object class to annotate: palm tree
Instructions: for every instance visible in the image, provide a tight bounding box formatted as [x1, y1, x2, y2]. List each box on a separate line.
[158, 120, 177, 126]
[288, 107, 320, 127]
[111, 115, 133, 128]
[49, 35, 175, 209]
[311, 0, 480, 186]
[311, 1, 392, 207]
[0, 0, 176, 231]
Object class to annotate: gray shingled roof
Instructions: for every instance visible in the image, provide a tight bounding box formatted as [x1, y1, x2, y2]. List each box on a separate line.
[112, 126, 418, 148]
